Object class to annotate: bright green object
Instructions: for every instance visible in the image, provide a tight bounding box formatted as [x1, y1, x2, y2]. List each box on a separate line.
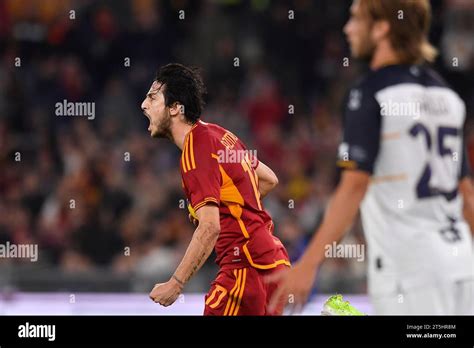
[321, 294, 365, 316]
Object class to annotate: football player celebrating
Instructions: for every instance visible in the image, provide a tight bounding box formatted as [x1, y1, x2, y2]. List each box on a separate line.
[142, 63, 290, 315]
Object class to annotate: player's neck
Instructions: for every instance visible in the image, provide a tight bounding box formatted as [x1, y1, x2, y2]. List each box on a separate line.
[172, 121, 194, 151]
[370, 41, 402, 70]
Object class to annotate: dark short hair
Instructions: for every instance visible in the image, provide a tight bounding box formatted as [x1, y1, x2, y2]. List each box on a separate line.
[154, 63, 206, 123]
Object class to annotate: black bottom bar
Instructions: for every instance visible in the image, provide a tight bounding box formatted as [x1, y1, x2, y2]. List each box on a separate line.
[0, 315, 473, 346]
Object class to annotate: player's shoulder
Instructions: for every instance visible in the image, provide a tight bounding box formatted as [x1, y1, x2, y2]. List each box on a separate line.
[346, 64, 456, 110]
[192, 120, 238, 142]
[344, 71, 379, 113]
[359, 64, 452, 92]
[188, 120, 233, 153]
[191, 120, 224, 137]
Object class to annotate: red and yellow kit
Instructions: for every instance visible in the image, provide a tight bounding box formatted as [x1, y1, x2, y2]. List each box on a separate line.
[180, 120, 290, 315]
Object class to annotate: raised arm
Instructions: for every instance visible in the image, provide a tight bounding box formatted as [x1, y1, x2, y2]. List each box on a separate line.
[149, 204, 220, 306]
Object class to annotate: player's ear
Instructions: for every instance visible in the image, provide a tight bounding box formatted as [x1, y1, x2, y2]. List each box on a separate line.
[169, 102, 182, 117]
[371, 20, 390, 44]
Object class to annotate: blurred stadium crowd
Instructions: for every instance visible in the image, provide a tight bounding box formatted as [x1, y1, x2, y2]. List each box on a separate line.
[1, 0, 474, 292]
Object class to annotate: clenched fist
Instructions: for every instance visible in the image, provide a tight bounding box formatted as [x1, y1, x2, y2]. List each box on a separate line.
[149, 278, 183, 307]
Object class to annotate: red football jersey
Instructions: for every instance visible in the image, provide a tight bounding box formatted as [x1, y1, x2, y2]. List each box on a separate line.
[180, 120, 290, 270]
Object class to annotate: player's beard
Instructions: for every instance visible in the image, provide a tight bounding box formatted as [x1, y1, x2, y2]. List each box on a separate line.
[349, 22, 376, 62]
[150, 109, 172, 140]
[352, 37, 376, 62]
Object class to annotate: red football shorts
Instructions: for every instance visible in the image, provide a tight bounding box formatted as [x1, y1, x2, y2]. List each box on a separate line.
[203, 264, 289, 316]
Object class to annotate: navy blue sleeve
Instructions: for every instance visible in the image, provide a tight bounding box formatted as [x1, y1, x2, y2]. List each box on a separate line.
[460, 139, 471, 179]
[337, 83, 381, 174]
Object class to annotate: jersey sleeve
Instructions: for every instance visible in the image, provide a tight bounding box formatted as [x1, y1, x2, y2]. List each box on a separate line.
[337, 83, 381, 174]
[460, 138, 471, 179]
[237, 139, 259, 169]
[249, 151, 259, 170]
[181, 131, 222, 212]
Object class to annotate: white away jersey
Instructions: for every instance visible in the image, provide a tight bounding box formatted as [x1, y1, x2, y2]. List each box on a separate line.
[338, 65, 473, 293]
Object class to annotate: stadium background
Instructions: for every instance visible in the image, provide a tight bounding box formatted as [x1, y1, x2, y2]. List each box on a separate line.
[0, 0, 474, 313]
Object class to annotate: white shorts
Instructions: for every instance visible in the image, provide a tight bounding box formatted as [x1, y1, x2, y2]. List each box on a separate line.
[370, 279, 473, 315]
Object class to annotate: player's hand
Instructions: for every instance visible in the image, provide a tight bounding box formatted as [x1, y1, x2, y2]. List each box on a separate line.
[188, 213, 199, 226]
[149, 278, 183, 307]
[265, 261, 317, 314]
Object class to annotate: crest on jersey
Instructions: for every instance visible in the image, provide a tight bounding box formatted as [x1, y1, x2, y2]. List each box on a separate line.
[348, 89, 362, 110]
[410, 66, 420, 76]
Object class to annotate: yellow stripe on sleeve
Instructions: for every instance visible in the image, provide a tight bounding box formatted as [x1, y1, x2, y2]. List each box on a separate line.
[190, 132, 196, 170]
[184, 137, 191, 171]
